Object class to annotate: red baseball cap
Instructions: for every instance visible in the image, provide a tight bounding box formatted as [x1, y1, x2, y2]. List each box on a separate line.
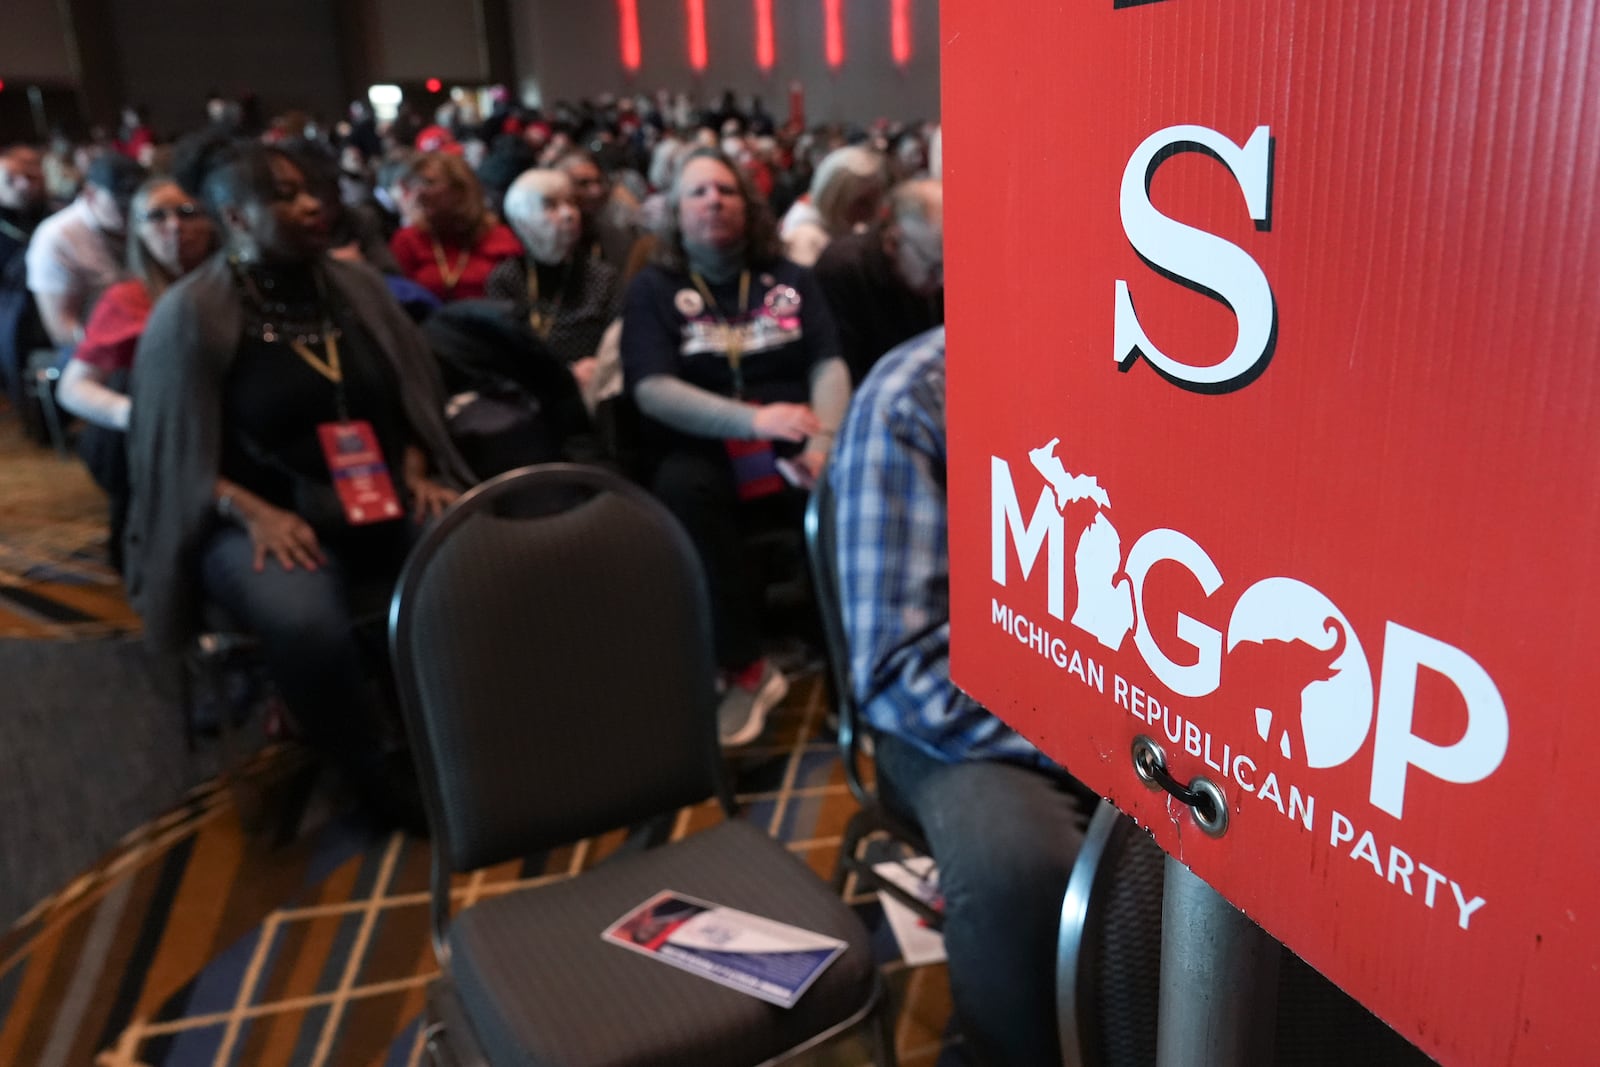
[415, 125, 462, 154]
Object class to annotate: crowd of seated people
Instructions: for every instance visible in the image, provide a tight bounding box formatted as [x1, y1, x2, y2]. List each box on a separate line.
[0, 83, 1180, 1063]
[0, 87, 943, 815]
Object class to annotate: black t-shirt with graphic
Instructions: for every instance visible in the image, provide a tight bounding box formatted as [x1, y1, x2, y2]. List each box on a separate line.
[621, 259, 839, 432]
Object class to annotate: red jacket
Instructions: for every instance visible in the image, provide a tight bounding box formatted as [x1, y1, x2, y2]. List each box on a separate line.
[390, 223, 521, 302]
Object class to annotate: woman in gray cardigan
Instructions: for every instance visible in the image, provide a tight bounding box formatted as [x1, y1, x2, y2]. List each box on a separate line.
[124, 140, 472, 830]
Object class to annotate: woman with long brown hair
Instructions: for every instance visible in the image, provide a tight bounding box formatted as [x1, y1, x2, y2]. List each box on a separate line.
[621, 147, 850, 748]
[388, 151, 519, 302]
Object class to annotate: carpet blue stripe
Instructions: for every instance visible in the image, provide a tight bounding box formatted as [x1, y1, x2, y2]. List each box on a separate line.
[286, 1001, 332, 1066]
[0, 953, 26, 1033]
[384, 1015, 423, 1067]
[174, 925, 269, 1017]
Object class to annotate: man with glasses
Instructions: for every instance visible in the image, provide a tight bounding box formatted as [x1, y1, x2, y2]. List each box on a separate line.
[26, 153, 145, 348]
[813, 179, 944, 384]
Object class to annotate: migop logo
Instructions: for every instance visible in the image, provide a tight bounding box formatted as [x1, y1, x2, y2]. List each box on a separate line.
[992, 442, 1509, 821]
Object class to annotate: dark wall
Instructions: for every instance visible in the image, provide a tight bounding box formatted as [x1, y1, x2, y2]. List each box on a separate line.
[4, 0, 938, 143]
[515, 0, 941, 124]
[0, 0, 76, 81]
[108, 0, 348, 134]
[370, 0, 488, 83]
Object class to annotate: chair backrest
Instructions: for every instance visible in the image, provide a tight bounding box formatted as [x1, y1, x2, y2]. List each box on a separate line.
[1056, 806, 1441, 1067]
[1057, 804, 1166, 1067]
[390, 464, 728, 878]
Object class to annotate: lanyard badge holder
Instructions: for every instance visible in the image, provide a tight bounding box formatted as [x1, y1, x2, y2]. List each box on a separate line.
[294, 325, 405, 526]
[237, 258, 406, 527]
[694, 270, 786, 502]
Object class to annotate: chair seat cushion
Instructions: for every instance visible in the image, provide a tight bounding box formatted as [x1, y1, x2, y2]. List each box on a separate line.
[446, 819, 878, 1067]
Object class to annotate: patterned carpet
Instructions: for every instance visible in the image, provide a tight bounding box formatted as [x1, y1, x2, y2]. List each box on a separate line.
[0, 675, 965, 1067]
[0, 411, 138, 638]
[0, 410, 963, 1065]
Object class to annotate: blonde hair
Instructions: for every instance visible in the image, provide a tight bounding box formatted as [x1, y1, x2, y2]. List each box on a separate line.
[404, 151, 492, 240]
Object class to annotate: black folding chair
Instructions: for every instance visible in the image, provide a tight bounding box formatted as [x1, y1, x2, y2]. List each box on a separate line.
[803, 466, 942, 928]
[1055, 805, 1442, 1067]
[1056, 804, 1166, 1066]
[390, 464, 896, 1067]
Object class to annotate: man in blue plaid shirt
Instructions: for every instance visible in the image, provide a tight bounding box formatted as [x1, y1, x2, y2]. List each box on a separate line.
[833, 326, 1092, 1065]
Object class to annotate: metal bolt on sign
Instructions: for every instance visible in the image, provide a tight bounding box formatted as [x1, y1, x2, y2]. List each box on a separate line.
[1131, 735, 1230, 838]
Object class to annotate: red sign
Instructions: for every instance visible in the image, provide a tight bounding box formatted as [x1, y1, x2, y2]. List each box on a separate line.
[942, 3, 1599, 1066]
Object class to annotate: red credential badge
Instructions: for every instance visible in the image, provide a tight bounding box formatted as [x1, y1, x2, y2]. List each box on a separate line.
[316, 420, 403, 526]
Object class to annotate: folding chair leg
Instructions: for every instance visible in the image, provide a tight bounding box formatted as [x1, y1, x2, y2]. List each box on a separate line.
[269, 759, 322, 846]
[178, 658, 199, 753]
[870, 986, 900, 1067]
[37, 377, 67, 457]
[833, 807, 875, 893]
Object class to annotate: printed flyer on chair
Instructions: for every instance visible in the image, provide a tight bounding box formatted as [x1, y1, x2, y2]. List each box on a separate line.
[601, 890, 847, 1008]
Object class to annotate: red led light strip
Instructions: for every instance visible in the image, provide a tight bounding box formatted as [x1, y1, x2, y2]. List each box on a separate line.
[755, 0, 776, 71]
[891, 0, 911, 65]
[824, 0, 844, 69]
[617, 0, 641, 71]
[687, 0, 708, 72]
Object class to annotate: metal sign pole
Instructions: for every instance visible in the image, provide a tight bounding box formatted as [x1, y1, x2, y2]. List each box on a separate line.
[1156, 857, 1280, 1067]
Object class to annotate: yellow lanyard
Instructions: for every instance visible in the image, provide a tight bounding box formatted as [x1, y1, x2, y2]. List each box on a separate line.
[690, 269, 751, 391]
[289, 328, 342, 385]
[431, 236, 470, 291]
[525, 260, 566, 339]
[232, 257, 345, 387]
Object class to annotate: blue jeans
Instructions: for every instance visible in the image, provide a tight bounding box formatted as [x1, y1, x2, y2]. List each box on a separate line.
[875, 733, 1091, 1066]
[199, 524, 408, 786]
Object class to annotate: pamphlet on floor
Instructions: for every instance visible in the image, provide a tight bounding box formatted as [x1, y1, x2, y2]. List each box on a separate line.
[602, 890, 847, 1008]
[872, 856, 947, 966]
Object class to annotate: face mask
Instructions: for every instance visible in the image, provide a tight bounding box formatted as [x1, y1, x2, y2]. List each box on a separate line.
[524, 211, 578, 264]
[515, 178, 581, 264]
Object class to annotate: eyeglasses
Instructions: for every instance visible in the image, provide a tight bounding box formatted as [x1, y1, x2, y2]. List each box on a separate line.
[142, 203, 202, 224]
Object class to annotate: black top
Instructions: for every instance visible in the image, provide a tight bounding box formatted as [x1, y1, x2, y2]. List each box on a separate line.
[220, 263, 412, 540]
[483, 253, 620, 366]
[813, 230, 944, 385]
